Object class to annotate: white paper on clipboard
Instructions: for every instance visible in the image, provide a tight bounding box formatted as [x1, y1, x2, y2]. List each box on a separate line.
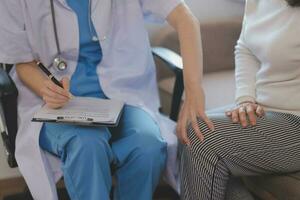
[32, 97, 124, 126]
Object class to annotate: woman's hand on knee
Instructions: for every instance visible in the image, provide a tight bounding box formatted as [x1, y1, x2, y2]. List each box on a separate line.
[176, 88, 215, 145]
[226, 102, 265, 127]
[40, 77, 72, 109]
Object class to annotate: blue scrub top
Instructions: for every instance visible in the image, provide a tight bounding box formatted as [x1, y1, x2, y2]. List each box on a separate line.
[67, 0, 105, 98]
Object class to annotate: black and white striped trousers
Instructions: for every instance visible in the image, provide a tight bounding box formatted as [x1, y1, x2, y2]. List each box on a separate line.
[180, 111, 300, 200]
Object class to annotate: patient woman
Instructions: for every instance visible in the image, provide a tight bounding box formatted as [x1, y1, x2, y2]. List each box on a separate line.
[178, 0, 300, 199]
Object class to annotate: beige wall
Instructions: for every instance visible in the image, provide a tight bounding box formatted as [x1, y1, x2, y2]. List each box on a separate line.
[186, 0, 244, 20]
[148, 0, 245, 38]
[0, 0, 245, 180]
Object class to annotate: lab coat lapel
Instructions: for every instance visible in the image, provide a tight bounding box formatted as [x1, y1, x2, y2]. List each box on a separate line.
[55, 0, 69, 8]
[91, 0, 113, 42]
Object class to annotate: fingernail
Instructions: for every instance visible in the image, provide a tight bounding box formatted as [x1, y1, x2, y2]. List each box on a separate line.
[69, 93, 74, 99]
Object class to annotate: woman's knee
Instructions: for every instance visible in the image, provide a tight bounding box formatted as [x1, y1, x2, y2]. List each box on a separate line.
[186, 119, 221, 158]
[187, 117, 214, 140]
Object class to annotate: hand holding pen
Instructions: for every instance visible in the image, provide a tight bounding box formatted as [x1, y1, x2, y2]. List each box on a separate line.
[37, 61, 73, 109]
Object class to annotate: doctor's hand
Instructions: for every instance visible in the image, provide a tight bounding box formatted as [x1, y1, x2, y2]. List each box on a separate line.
[226, 102, 265, 127]
[176, 87, 215, 146]
[40, 77, 71, 109]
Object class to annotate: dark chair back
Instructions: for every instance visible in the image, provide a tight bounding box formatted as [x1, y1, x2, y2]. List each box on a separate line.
[0, 63, 18, 168]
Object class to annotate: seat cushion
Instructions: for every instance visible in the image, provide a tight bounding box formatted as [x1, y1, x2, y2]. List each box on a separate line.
[244, 173, 300, 200]
[158, 70, 235, 114]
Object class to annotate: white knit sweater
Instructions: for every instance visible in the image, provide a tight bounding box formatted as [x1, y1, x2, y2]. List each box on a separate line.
[235, 0, 300, 116]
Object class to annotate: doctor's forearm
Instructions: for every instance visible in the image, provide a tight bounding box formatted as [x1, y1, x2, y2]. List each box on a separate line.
[167, 4, 215, 144]
[167, 4, 203, 94]
[16, 62, 47, 97]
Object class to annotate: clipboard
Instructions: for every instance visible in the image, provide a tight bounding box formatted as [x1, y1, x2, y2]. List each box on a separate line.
[32, 97, 124, 127]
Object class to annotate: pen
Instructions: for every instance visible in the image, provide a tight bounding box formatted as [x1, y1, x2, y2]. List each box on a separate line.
[36, 61, 63, 88]
[36, 61, 73, 99]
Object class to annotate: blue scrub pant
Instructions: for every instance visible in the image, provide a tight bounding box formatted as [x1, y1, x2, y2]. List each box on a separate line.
[39, 105, 167, 200]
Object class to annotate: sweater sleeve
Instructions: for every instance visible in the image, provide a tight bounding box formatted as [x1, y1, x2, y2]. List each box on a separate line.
[234, 0, 261, 104]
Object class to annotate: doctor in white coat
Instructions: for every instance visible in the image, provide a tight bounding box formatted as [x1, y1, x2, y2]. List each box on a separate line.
[0, 0, 213, 199]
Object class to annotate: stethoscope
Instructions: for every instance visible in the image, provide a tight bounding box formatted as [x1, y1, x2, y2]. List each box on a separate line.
[49, 0, 98, 71]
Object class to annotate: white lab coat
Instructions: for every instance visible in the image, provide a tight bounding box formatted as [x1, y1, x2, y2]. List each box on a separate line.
[0, 0, 183, 199]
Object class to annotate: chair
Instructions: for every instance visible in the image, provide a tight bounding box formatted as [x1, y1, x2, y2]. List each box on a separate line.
[0, 47, 184, 199]
[0, 63, 18, 168]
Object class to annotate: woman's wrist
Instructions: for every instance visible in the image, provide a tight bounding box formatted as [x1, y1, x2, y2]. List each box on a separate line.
[185, 84, 203, 99]
[238, 101, 256, 106]
[236, 96, 256, 105]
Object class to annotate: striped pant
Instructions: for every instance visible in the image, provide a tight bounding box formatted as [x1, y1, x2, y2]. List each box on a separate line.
[180, 111, 300, 200]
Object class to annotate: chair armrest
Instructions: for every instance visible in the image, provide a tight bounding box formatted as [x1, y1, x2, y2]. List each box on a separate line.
[0, 67, 18, 168]
[152, 47, 183, 74]
[152, 47, 184, 121]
